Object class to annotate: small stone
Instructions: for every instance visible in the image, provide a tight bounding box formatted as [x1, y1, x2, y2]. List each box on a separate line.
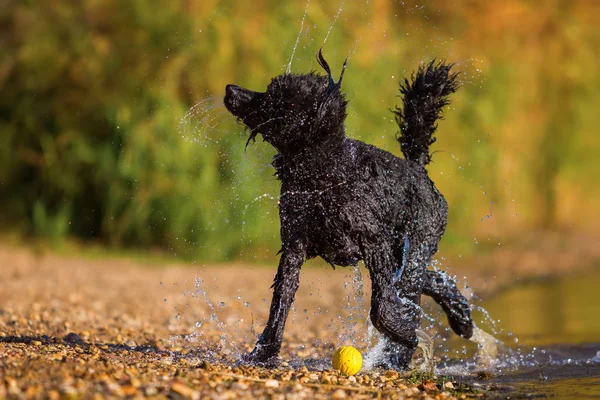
[264, 379, 279, 388]
[332, 389, 347, 399]
[408, 386, 421, 396]
[280, 372, 292, 382]
[199, 360, 214, 371]
[421, 381, 438, 391]
[144, 386, 158, 396]
[170, 381, 198, 399]
[25, 386, 38, 397]
[64, 332, 83, 344]
[5, 377, 18, 389]
[31, 340, 42, 346]
[384, 370, 399, 379]
[443, 381, 455, 389]
[217, 390, 237, 399]
[59, 384, 78, 396]
[231, 381, 248, 390]
[124, 377, 139, 388]
[120, 385, 137, 395]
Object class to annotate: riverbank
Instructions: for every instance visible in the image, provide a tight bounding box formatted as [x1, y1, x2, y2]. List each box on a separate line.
[0, 232, 598, 398]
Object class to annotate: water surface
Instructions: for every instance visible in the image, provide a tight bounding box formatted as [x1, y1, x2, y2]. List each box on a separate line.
[467, 268, 600, 399]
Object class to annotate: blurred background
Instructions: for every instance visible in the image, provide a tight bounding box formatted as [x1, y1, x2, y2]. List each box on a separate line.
[1, 0, 598, 264]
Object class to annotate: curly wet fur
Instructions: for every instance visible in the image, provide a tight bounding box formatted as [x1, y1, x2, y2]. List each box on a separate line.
[224, 51, 473, 370]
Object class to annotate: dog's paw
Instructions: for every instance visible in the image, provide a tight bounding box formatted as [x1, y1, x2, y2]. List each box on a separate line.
[240, 345, 281, 368]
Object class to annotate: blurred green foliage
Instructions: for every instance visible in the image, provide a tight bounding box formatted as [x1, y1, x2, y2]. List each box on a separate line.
[0, 0, 598, 261]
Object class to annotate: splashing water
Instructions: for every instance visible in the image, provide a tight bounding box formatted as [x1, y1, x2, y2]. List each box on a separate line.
[287, 0, 311, 74]
[416, 329, 435, 375]
[470, 325, 500, 369]
[174, 277, 246, 362]
[472, 304, 500, 335]
[362, 324, 387, 371]
[335, 266, 368, 345]
[178, 96, 230, 146]
[322, 0, 346, 45]
[163, 245, 513, 374]
[362, 320, 448, 373]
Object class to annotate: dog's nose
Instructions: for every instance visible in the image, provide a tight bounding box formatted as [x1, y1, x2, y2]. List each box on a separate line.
[224, 85, 243, 113]
[224, 84, 260, 114]
[225, 84, 241, 96]
[225, 84, 255, 101]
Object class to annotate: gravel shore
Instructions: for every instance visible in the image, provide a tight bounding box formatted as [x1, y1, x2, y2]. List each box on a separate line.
[3, 234, 598, 399]
[0, 244, 492, 399]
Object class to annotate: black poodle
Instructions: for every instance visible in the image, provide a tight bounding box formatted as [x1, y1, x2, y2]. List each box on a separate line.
[224, 50, 474, 370]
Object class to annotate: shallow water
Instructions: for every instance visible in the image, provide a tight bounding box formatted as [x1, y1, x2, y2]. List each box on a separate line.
[175, 265, 599, 398]
[456, 268, 600, 399]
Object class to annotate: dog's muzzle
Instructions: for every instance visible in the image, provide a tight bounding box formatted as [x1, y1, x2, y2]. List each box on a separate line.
[224, 84, 259, 116]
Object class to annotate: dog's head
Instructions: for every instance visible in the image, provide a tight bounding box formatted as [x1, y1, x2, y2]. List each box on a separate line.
[224, 50, 348, 155]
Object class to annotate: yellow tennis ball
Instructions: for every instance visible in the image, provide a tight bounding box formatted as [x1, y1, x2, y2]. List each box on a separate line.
[332, 346, 362, 375]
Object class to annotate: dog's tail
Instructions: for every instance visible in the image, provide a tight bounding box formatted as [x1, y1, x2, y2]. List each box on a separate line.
[393, 60, 459, 166]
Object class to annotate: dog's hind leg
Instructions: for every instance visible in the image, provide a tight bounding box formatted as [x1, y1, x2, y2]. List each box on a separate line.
[366, 240, 428, 370]
[423, 270, 474, 339]
[245, 241, 306, 366]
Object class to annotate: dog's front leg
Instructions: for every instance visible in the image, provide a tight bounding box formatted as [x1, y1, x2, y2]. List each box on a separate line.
[245, 241, 305, 366]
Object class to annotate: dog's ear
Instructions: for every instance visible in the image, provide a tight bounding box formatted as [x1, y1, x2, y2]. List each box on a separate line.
[316, 48, 334, 87]
[317, 48, 348, 90]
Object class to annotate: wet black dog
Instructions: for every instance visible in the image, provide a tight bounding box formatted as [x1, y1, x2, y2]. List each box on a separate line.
[224, 50, 474, 370]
